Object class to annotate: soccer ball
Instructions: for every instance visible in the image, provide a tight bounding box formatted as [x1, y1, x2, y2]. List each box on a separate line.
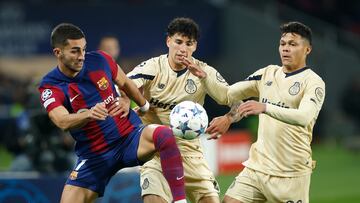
[169, 101, 208, 140]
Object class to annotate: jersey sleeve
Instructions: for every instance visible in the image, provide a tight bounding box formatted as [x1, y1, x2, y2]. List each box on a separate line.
[38, 84, 66, 113]
[202, 65, 230, 105]
[98, 50, 118, 81]
[127, 59, 156, 88]
[201, 68, 264, 105]
[265, 76, 326, 127]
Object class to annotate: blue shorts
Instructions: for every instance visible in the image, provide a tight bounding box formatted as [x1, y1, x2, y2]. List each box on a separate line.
[65, 125, 146, 196]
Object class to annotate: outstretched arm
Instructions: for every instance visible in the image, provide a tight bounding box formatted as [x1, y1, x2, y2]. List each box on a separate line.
[206, 101, 243, 139]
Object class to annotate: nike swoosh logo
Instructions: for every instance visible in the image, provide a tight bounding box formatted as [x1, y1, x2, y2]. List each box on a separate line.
[176, 175, 184, 180]
[70, 94, 80, 102]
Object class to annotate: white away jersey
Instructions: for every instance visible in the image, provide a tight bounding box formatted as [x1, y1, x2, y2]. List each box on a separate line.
[203, 65, 325, 176]
[127, 54, 228, 156]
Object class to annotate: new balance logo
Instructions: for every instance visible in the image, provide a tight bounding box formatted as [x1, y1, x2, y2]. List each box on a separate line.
[265, 81, 273, 86]
[70, 94, 80, 103]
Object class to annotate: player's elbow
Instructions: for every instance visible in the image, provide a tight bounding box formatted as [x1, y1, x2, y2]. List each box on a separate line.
[292, 115, 312, 127]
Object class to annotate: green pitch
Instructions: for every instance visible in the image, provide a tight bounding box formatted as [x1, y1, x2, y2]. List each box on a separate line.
[216, 144, 360, 203]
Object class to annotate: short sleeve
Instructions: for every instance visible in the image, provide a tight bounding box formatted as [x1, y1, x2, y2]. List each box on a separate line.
[127, 59, 156, 88]
[38, 84, 65, 112]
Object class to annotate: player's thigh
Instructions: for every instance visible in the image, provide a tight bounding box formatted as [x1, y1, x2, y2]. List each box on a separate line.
[224, 168, 266, 203]
[141, 165, 173, 203]
[137, 124, 161, 161]
[60, 184, 98, 203]
[184, 157, 220, 203]
[264, 174, 311, 203]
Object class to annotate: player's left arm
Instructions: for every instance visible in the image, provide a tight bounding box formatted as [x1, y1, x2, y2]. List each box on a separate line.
[239, 79, 326, 127]
[114, 65, 149, 113]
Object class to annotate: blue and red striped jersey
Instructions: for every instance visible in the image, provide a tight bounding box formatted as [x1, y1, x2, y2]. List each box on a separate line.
[38, 51, 142, 158]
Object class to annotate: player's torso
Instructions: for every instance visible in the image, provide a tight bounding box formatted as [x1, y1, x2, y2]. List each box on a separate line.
[141, 55, 207, 124]
[142, 55, 208, 156]
[247, 65, 315, 176]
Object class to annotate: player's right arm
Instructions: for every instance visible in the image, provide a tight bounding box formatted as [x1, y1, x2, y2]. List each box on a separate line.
[48, 103, 107, 131]
[39, 86, 108, 131]
[127, 59, 156, 89]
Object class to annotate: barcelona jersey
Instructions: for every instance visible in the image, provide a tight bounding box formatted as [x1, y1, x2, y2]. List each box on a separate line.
[39, 51, 142, 158]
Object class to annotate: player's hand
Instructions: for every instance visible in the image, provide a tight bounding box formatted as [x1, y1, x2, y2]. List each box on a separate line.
[181, 57, 207, 79]
[206, 115, 232, 140]
[108, 97, 130, 118]
[238, 100, 266, 117]
[89, 102, 108, 120]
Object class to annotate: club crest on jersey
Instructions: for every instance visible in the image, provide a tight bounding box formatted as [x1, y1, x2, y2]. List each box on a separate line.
[289, 82, 300, 95]
[185, 79, 197, 94]
[97, 77, 109, 90]
[69, 170, 78, 180]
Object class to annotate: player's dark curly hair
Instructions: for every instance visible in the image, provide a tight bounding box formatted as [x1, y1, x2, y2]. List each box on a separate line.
[280, 21, 312, 45]
[51, 23, 85, 48]
[166, 17, 200, 41]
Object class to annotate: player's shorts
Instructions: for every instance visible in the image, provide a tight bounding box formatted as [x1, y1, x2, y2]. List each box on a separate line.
[225, 167, 311, 203]
[140, 156, 220, 203]
[65, 125, 145, 197]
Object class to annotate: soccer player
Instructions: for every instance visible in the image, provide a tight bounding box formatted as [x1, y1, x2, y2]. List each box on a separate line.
[38, 23, 187, 203]
[98, 35, 121, 61]
[188, 21, 326, 203]
[127, 17, 239, 203]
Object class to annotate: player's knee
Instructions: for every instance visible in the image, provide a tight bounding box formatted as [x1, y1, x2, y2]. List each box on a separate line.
[143, 194, 167, 203]
[152, 126, 176, 149]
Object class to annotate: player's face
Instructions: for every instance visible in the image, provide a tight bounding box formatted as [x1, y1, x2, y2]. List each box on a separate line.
[279, 33, 311, 71]
[55, 38, 86, 75]
[167, 33, 197, 70]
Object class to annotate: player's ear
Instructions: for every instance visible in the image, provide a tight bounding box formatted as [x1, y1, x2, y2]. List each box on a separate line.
[53, 48, 61, 57]
[306, 45, 312, 55]
[166, 36, 171, 48]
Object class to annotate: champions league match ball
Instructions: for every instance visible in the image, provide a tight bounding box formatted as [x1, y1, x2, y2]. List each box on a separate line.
[169, 101, 208, 140]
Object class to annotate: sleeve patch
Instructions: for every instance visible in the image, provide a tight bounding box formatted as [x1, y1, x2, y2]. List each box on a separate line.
[216, 72, 227, 83]
[315, 87, 324, 102]
[44, 98, 55, 108]
[41, 89, 53, 101]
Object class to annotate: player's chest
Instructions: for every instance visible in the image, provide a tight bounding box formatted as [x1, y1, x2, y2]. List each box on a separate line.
[259, 75, 305, 108]
[149, 72, 204, 98]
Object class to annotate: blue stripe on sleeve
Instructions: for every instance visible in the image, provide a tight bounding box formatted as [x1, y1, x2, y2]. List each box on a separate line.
[129, 74, 155, 80]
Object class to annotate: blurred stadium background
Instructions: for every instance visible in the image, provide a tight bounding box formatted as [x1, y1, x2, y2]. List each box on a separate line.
[0, 0, 359, 202]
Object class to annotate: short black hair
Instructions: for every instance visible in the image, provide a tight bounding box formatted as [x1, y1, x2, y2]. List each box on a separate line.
[166, 17, 200, 41]
[51, 23, 85, 48]
[280, 21, 312, 45]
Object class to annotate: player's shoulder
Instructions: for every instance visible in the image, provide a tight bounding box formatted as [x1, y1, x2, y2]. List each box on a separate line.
[305, 68, 325, 86]
[40, 67, 63, 87]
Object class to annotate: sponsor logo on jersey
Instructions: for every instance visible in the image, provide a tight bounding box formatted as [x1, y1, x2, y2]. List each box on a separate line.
[97, 77, 109, 90]
[262, 98, 289, 108]
[185, 79, 197, 94]
[289, 82, 301, 95]
[265, 81, 273, 86]
[149, 98, 177, 110]
[157, 83, 166, 90]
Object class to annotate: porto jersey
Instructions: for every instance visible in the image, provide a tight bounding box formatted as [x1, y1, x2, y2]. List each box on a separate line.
[38, 51, 142, 158]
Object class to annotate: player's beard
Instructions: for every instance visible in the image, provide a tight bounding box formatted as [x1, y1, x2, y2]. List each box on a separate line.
[60, 54, 83, 73]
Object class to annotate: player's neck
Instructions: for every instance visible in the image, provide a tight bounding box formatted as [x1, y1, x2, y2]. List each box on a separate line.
[168, 58, 186, 71]
[282, 62, 306, 73]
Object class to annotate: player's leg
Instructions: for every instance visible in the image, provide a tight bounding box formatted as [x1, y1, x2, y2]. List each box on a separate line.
[222, 168, 266, 203]
[199, 196, 221, 203]
[138, 124, 186, 202]
[60, 185, 98, 203]
[141, 163, 172, 203]
[263, 174, 311, 203]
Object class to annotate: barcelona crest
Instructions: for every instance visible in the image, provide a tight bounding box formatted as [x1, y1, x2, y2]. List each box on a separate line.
[97, 77, 109, 90]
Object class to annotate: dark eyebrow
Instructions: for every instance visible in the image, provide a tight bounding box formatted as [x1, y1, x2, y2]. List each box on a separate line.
[70, 45, 86, 50]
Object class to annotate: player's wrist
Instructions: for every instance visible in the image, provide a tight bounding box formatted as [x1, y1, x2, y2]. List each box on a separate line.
[139, 100, 150, 113]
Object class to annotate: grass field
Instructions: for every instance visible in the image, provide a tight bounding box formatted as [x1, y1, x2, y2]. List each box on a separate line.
[216, 144, 360, 203]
